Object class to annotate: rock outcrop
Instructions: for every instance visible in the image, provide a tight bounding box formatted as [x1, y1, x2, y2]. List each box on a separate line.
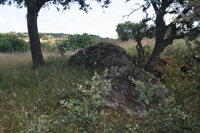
[69, 42, 166, 116]
[69, 42, 134, 68]
[103, 66, 165, 116]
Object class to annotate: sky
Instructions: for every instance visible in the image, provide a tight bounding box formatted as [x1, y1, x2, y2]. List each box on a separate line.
[0, 1, 153, 39]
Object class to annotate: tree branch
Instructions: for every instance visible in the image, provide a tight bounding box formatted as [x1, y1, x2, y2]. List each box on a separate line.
[36, 0, 52, 13]
[161, 0, 173, 11]
[150, 0, 159, 12]
[123, 2, 150, 20]
[166, 4, 192, 30]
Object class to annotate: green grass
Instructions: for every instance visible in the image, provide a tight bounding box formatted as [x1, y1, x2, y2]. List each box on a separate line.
[0, 52, 94, 132]
[0, 38, 199, 132]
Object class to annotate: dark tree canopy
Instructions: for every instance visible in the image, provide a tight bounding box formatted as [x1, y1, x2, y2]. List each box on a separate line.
[0, 0, 111, 13]
[126, 0, 200, 71]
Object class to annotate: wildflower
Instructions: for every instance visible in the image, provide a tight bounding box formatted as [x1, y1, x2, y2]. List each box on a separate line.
[150, 126, 156, 132]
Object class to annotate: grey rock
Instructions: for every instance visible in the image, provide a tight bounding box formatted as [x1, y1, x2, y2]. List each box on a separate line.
[103, 65, 166, 116]
[69, 42, 166, 116]
[69, 42, 134, 68]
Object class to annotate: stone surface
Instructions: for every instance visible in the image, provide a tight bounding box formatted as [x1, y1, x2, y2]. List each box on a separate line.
[69, 42, 134, 68]
[103, 65, 166, 116]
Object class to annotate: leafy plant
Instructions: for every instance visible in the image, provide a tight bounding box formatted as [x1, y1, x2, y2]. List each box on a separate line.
[116, 21, 155, 64]
[57, 33, 94, 55]
[130, 77, 198, 132]
[41, 41, 57, 52]
[59, 71, 112, 132]
[163, 38, 200, 118]
[0, 33, 29, 52]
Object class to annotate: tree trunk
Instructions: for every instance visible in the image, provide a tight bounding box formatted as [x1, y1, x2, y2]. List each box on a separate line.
[27, 3, 45, 68]
[144, 6, 167, 72]
[136, 40, 144, 64]
[145, 40, 166, 72]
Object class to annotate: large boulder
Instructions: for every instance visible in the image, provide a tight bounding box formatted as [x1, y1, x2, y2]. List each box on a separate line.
[69, 42, 134, 68]
[69, 42, 166, 116]
[103, 65, 166, 116]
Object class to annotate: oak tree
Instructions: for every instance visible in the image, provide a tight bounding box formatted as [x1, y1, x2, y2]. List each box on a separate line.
[116, 20, 155, 64]
[0, 0, 110, 68]
[126, 0, 200, 71]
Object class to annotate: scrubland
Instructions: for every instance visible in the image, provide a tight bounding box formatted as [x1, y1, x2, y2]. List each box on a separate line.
[0, 39, 199, 132]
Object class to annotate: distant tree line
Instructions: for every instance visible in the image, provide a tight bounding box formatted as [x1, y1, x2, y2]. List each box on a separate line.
[0, 32, 118, 54]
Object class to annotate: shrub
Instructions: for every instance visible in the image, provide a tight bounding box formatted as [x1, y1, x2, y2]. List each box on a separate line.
[0, 36, 12, 52]
[57, 68, 198, 132]
[41, 41, 57, 52]
[58, 71, 112, 132]
[124, 75, 198, 132]
[0, 33, 29, 52]
[17, 59, 199, 132]
[163, 38, 200, 117]
[57, 33, 94, 55]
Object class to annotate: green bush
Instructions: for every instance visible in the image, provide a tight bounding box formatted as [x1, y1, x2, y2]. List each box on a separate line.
[0, 37, 12, 52]
[131, 78, 198, 132]
[57, 33, 94, 55]
[41, 41, 57, 52]
[0, 33, 29, 52]
[56, 68, 199, 132]
[58, 71, 112, 132]
[163, 39, 200, 116]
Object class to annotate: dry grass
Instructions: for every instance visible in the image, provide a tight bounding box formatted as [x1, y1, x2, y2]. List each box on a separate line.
[116, 38, 155, 57]
[0, 52, 59, 70]
[117, 38, 155, 49]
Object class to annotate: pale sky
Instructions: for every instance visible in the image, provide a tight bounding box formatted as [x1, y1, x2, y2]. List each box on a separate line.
[0, 1, 153, 39]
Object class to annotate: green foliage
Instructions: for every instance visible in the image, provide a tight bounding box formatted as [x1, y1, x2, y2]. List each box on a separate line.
[0, 36, 12, 52]
[116, 21, 154, 42]
[68, 33, 94, 48]
[116, 21, 133, 41]
[0, 48, 199, 132]
[58, 71, 112, 132]
[0, 0, 111, 13]
[17, 33, 29, 39]
[89, 34, 119, 44]
[116, 21, 154, 64]
[0, 54, 94, 132]
[0, 33, 28, 52]
[40, 33, 53, 40]
[129, 77, 198, 132]
[124, 0, 199, 71]
[41, 41, 57, 52]
[57, 33, 94, 55]
[139, 100, 197, 132]
[56, 63, 199, 132]
[163, 38, 200, 120]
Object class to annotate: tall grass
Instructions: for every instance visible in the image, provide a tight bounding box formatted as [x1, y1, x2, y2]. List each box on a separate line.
[118, 38, 155, 65]
[0, 52, 93, 132]
[0, 38, 199, 132]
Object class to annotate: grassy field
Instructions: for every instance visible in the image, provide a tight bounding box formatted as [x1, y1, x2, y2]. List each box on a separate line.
[0, 39, 199, 132]
[0, 52, 95, 132]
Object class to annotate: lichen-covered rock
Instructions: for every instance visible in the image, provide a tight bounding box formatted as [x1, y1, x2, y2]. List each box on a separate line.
[68, 42, 166, 116]
[103, 66, 166, 116]
[69, 42, 134, 68]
